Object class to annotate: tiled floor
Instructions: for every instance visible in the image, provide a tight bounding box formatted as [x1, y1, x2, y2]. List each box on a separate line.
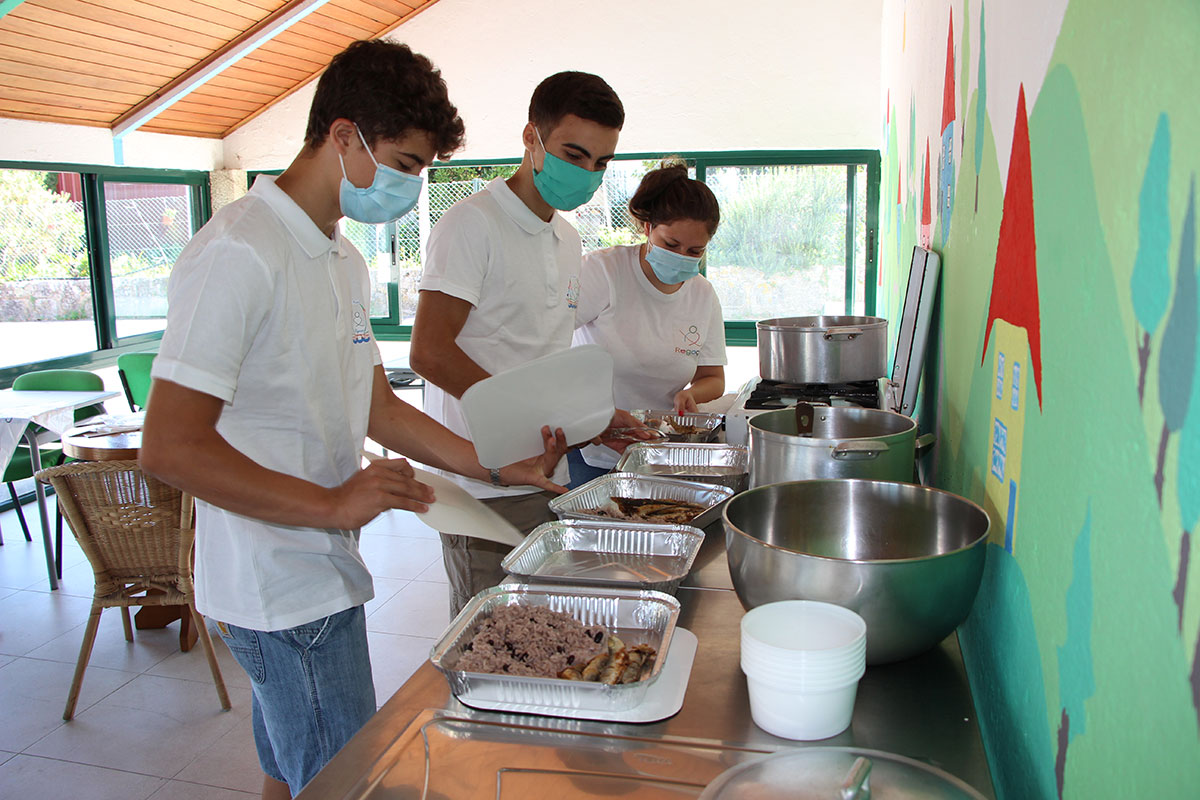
[0, 501, 450, 799]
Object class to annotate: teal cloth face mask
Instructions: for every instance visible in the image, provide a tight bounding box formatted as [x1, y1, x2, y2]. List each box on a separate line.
[645, 240, 702, 284]
[339, 125, 423, 224]
[531, 127, 605, 211]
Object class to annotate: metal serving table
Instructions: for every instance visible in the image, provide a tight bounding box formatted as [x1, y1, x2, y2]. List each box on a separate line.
[297, 522, 995, 799]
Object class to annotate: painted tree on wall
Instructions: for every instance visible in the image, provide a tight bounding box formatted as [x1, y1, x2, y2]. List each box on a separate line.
[982, 85, 1043, 408]
[1155, 179, 1197, 505]
[974, 0, 987, 213]
[937, 10, 956, 248]
[1131, 114, 1173, 404]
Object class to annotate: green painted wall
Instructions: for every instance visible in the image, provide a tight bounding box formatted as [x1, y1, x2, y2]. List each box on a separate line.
[879, 0, 1200, 797]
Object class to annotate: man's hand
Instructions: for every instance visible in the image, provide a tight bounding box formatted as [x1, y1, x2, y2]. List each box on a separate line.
[593, 409, 659, 455]
[325, 457, 436, 529]
[497, 425, 569, 494]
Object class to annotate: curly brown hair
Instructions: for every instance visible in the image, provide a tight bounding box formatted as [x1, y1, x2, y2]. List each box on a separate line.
[629, 160, 720, 235]
[304, 40, 465, 159]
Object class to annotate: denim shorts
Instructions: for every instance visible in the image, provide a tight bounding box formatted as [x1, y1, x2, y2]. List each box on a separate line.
[216, 605, 376, 795]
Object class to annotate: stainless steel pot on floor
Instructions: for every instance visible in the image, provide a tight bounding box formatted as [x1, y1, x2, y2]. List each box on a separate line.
[723, 479, 990, 664]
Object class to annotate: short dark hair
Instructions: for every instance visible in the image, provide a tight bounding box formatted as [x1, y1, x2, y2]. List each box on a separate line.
[629, 160, 721, 235]
[528, 71, 624, 134]
[305, 40, 465, 159]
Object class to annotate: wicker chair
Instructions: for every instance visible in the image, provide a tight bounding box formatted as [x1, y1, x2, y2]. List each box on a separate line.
[36, 460, 231, 720]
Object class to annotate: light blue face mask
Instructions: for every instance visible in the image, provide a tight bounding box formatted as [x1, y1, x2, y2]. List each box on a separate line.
[645, 240, 702, 284]
[339, 125, 423, 224]
[531, 126, 605, 211]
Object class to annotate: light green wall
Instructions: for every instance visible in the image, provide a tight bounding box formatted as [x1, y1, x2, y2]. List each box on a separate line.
[880, 1, 1200, 797]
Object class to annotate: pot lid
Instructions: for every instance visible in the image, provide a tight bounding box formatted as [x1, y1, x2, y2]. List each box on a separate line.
[698, 747, 987, 800]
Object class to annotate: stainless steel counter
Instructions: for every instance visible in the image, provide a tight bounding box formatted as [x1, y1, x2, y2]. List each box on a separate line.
[298, 522, 995, 799]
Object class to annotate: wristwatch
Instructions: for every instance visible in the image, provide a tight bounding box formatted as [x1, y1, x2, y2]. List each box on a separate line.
[489, 468, 503, 486]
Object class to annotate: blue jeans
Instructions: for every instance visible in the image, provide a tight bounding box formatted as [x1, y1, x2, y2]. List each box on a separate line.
[567, 449, 611, 489]
[216, 605, 376, 795]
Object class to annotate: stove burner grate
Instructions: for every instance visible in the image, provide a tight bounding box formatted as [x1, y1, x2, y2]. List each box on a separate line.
[745, 379, 880, 410]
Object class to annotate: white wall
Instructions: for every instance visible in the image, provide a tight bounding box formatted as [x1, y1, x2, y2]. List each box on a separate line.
[0, 117, 223, 171]
[225, 0, 882, 169]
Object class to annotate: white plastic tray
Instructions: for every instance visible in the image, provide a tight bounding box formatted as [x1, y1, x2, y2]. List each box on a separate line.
[461, 345, 615, 468]
[456, 628, 697, 723]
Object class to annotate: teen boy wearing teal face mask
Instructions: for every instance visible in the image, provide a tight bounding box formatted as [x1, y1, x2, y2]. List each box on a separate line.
[142, 41, 568, 800]
[411, 71, 643, 617]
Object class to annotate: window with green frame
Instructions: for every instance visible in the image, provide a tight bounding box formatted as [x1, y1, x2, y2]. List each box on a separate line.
[0, 161, 211, 386]
[332, 150, 879, 346]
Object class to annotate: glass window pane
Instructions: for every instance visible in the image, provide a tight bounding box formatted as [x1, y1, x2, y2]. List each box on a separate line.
[574, 160, 692, 254]
[704, 164, 850, 320]
[0, 169, 93, 369]
[104, 181, 196, 339]
[854, 164, 867, 316]
[341, 219, 393, 319]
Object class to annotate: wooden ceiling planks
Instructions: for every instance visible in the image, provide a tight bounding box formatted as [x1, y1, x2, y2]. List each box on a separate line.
[0, 0, 442, 139]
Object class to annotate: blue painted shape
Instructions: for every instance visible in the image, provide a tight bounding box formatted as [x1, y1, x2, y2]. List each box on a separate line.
[1011, 361, 1021, 411]
[991, 417, 1008, 482]
[1158, 177, 1197, 431]
[113, 136, 125, 167]
[974, 0, 987, 177]
[939, 123, 955, 246]
[1131, 114, 1172, 333]
[1179, 184, 1200, 528]
[1056, 507, 1096, 743]
[959, 544, 1059, 800]
[996, 351, 1006, 399]
[1005, 478, 1017, 553]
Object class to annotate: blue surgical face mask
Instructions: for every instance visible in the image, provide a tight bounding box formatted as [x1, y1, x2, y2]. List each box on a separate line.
[645, 238, 702, 284]
[339, 125, 423, 224]
[531, 126, 605, 211]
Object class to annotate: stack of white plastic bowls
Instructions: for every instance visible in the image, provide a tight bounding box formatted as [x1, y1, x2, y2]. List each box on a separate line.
[740, 600, 867, 740]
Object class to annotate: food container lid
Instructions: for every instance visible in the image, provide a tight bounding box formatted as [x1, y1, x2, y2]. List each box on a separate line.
[699, 747, 987, 799]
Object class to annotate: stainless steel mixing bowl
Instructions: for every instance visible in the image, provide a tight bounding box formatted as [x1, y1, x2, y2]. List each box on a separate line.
[723, 479, 990, 664]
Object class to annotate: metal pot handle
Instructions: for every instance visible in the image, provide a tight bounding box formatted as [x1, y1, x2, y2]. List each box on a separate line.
[823, 326, 863, 341]
[840, 756, 872, 799]
[916, 432, 937, 457]
[832, 440, 888, 460]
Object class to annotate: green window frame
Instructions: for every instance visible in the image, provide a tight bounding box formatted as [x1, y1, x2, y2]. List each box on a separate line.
[341, 149, 880, 345]
[0, 160, 212, 387]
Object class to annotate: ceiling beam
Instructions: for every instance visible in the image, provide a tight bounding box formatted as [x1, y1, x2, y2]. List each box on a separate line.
[0, 0, 28, 21]
[112, 0, 333, 138]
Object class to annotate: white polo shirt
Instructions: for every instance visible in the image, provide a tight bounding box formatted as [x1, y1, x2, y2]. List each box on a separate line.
[573, 244, 726, 468]
[419, 177, 578, 498]
[152, 175, 381, 632]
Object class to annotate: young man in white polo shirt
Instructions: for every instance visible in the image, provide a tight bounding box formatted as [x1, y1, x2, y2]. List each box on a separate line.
[140, 41, 566, 800]
[409, 72, 628, 616]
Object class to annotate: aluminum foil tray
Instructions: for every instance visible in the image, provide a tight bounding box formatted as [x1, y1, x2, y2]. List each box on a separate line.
[549, 472, 735, 529]
[501, 520, 705, 593]
[615, 442, 750, 493]
[430, 585, 681, 712]
[631, 409, 724, 443]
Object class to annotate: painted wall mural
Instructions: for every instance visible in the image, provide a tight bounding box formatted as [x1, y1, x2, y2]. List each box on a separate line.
[879, 1, 1200, 797]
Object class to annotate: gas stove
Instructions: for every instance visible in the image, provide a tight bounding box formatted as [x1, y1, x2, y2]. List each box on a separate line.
[743, 379, 881, 410]
[724, 377, 886, 446]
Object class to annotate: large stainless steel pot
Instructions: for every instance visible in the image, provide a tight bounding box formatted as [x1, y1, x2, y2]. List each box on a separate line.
[748, 406, 916, 487]
[723, 480, 990, 664]
[757, 316, 888, 384]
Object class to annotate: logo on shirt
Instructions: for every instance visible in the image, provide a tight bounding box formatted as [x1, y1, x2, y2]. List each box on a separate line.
[351, 301, 371, 344]
[566, 275, 580, 309]
[675, 324, 702, 357]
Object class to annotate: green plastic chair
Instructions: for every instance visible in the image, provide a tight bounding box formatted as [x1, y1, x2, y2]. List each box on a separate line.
[117, 352, 156, 412]
[7, 368, 107, 570]
[12, 368, 107, 425]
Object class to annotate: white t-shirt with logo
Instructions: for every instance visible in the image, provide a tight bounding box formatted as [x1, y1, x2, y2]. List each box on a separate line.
[572, 244, 727, 468]
[419, 177, 579, 498]
[152, 175, 381, 632]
